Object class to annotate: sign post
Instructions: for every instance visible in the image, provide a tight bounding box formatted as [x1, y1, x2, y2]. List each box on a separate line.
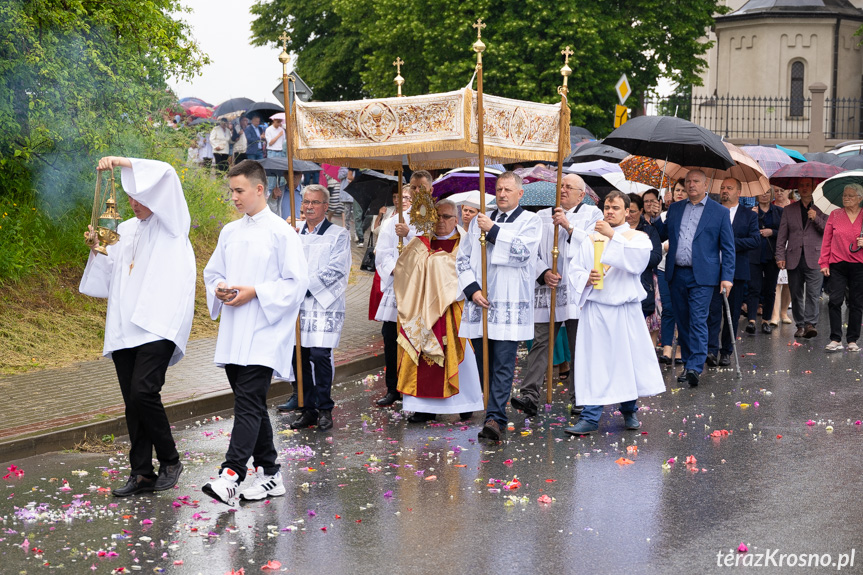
[614, 74, 631, 128]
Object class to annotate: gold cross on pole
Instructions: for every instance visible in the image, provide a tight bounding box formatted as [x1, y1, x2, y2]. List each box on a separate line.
[473, 18, 486, 38]
[561, 46, 573, 65]
[279, 31, 291, 51]
[393, 57, 404, 75]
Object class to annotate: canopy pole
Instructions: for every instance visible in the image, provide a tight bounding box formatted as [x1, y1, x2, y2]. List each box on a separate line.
[279, 31, 304, 408]
[395, 57, 406, 253]
[548, 47, 573, 406]
[473, 19, 489, 409]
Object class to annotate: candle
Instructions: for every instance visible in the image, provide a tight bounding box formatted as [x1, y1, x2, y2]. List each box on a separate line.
[593, 238, 605, 290]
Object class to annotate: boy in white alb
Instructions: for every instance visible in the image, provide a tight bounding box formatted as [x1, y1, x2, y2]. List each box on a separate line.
[202, 160, 309, 504]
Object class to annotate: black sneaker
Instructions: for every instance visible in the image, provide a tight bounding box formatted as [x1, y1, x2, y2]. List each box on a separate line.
[112, 474, 156, 497]
[154, 462, 183, 492]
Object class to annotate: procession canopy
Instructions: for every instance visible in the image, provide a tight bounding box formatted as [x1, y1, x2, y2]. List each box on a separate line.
[292, 87, 570, 171]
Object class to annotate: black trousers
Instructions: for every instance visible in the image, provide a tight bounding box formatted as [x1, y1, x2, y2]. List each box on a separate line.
[382, 321, 399, 394]
[112, 339, 179, 478]
[291, 347, 335, 415]
[827, 261, 863, 344]
[222, 364, 279, 482]
[213, 153, 230, 173]
[747, 260, 780, 323]
[708, 278, 747, 356]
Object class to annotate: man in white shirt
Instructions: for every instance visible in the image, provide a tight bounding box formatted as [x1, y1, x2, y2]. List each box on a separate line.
[209, 118, 232, 174]
[284, 184, 351, 431]
[202, 160, 309, 504]
[80, 156, 196, 497]
[563, 190, 665, 435]
[373, 173, 424, 407]
[456, 171, 542, 441]
[511, 173, 601, 417]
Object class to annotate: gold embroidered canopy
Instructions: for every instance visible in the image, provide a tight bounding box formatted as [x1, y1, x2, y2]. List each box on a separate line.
[292, 87, 569, 170]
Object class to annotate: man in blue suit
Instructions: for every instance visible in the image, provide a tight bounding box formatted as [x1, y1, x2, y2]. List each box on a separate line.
[659, 169, 735, 387]
[706, 178, 760, 366]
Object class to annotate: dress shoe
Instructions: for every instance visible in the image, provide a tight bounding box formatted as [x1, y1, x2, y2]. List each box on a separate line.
[718, 354, 731, 367]
[564, 420, 598, 436]
[477, 419, 503, 441]
[706, 353, 718, 368]
[317, 410, 333, 431]
[276, 394, 298, 412]
[290, 411, 318, 430]
[761, 322, 773, 334]
[571, 405, 584, 416]
[745, 321, 756, 334]
[510, 395, 538, 417]
[407, 411, 436, 423]
[154, 462, 183, 492]
[794, 326, 805, 338]
[677, 370, 689, 383]
[459, 412, 473, 421]
[804, 324, 818, 338]
[375, 392, 401, 407]
[685, 369, 700, 387]
[112, 474, 156, 497]
[658, 355, 671, 365]
[622, 412, 641, 430]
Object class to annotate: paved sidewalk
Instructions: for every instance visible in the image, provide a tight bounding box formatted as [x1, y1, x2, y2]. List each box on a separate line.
[0, 242, 384, 459]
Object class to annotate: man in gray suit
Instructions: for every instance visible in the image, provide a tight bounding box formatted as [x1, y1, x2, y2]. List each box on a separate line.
[775, 177, 828, 338]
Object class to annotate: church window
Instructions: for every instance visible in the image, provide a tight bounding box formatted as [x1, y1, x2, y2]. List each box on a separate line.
[790, 61, 804, 117]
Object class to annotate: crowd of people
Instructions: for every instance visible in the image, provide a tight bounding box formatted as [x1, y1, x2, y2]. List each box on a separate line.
[80, 150, 862, 505]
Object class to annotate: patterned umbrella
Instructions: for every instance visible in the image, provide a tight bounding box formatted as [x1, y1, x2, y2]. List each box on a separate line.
[813, 170, 863, 215]
[657, 142, 771, 197]
[769, 161, 845, 189]
[431, 167, 501, 199]
[620, 155, 670, 189]
[740, 145, 796, 177]
[520, 181, 557, 207]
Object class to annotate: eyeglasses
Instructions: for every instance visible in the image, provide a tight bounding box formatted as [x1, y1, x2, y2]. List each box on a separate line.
[437, 214, 456, 220]
[561, 185, 584, 192]
[301, 200, 325, 206]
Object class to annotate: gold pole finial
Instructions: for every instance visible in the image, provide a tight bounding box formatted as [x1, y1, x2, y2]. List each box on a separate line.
[559, 45, 573, 95]
[278, 31, 291, 64]
[393, 57, 405, 97]
[472, 18, 486, 55]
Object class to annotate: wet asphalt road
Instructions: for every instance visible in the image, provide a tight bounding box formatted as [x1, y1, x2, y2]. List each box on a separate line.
[2, 320, 863, 574]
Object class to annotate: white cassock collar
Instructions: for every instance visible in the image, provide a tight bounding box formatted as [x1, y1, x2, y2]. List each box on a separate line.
[243, 205, 272, 225]
[612, 222, 630, 232]
[435, 229, 458, 240]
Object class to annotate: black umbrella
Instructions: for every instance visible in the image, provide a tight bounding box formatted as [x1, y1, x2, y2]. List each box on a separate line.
[344, 170, 403, 216]
[603, 116, 735, 170]
[803, 152, 843, 166]
[189, 117, 216, 127]
[214, 97, 255, 118]
[838, 155, 863, 171]
[572, 126, 595, 140]
[254, 157, 322, 176]
[565, 140, 629, 164]
[243, 102, 285, 121]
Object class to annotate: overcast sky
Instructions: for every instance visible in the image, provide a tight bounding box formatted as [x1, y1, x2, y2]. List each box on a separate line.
[168, 0, 287, 106]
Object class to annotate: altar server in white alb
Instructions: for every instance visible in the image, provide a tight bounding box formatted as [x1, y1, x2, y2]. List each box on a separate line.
[457, 171, 542, 441]
[285, 184, 351, 432]
[563, 190, 665, 436]
[202, 160, 309, 504]
[373, 174, 423, 407]
[511, 173, 602, 418]
[80, 156, 195, 497]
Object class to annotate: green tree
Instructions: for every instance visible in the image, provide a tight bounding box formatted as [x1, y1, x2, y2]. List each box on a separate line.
[250, 0, 724, 136]
[0, 0, 208, 204]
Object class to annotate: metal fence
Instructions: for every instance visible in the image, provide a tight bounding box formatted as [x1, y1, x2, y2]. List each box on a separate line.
[825, 98, 863, 140]
[643, 95, 813, 139]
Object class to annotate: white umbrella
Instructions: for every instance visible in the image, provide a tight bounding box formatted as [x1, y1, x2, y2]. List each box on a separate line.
[444, 190, 496, 210]
[566, 160, 623, 177]
[602, 172, 654, 195]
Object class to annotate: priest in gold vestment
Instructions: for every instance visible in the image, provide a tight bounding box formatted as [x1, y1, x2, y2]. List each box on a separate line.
[394, 197, 484, 423]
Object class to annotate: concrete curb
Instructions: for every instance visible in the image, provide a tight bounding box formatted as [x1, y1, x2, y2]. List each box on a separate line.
[0, 353, 384, 464]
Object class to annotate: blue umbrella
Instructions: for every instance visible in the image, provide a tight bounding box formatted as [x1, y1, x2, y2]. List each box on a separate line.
[520, 181, 557, 207]
[775, 144, 807, 163]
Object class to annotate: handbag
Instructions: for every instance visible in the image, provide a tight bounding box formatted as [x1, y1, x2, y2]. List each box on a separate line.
[360, 245, 376, 272]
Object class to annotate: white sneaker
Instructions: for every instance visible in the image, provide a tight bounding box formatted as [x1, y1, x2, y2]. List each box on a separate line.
[825, 341, 844, 352]
[847, 342, 860, 352]
[239, 466, 286, 500]
[202, 468, 240, 505]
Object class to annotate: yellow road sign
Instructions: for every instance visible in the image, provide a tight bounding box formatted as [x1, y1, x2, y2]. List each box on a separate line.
[615, 74, 631, 105]
[614, 105, 628, 128]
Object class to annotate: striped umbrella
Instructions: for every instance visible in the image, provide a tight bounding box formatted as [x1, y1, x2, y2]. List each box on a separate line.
[740, 145, 796, 177]
[769, 162, 845, 189]
[812, 170, 863, 215]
